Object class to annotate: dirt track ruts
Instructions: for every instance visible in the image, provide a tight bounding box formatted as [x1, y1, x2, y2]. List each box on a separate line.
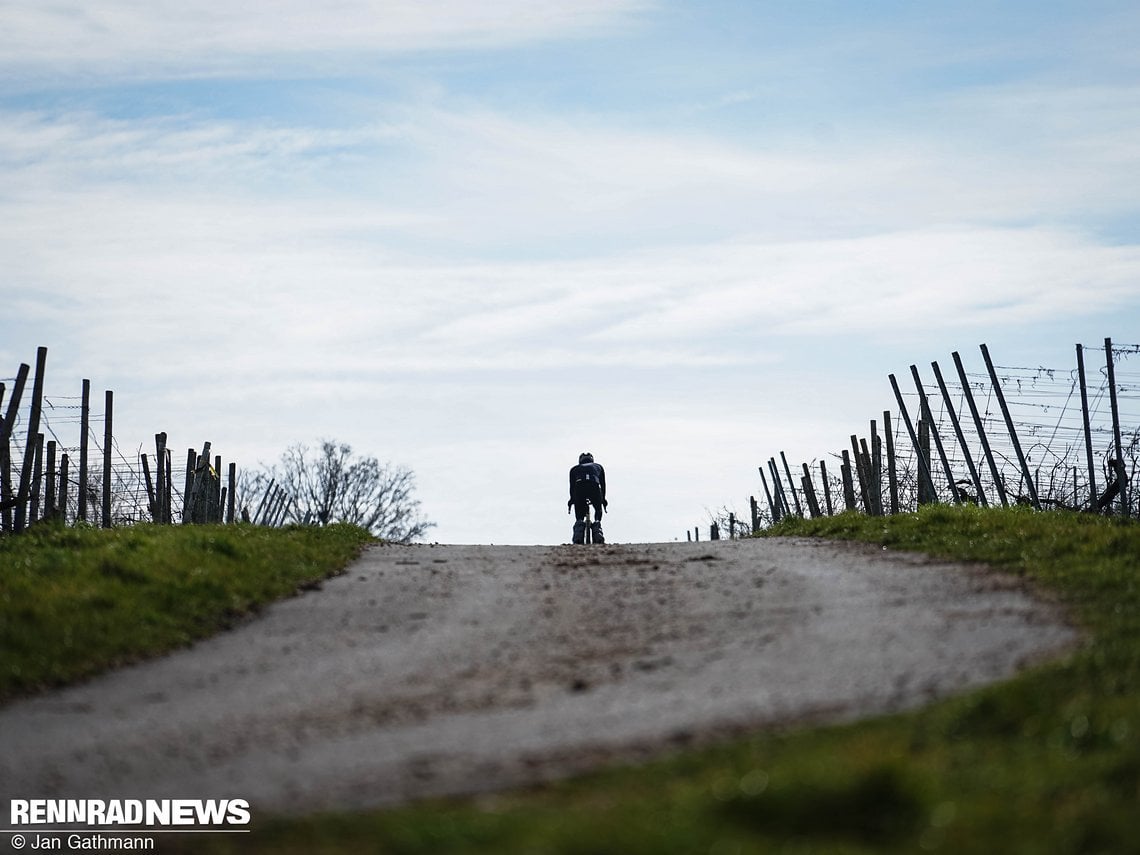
[0, 538, 1077, 814]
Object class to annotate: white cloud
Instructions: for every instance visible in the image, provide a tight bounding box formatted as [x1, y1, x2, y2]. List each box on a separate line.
[0, 0, 651, 76]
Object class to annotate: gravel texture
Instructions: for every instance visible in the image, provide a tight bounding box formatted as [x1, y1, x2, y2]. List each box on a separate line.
[0, 538, 1077, 814]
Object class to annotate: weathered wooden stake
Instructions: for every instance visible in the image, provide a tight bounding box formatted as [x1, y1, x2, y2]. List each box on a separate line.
[780, 452, 803, 517]
[931, 360, 987, 506]
[911, 365, 959, 504]
[912, 421, 930, 508]
[102, 390, 113, 528]
[758, 466, 779, 522]
[750, 496, 759, 533]
[889, 373, 937, 506]
[141, 453, 157, 522]
[154, 433, 168, 524]
[15, 347, 47, 533]
[1104, 337, 1128, 517]
[952, 351, 1007, 506]
[45, 439, 57, 520]
[29, 434, 44, 524]
[59, 453, 69, 521]
[1076, 344, 1097, 510]
[227, 462, 237, 524]
[0, 364, 28, 532]
[884, 411, 899, 515]
[820, 459, 834, 516]
[850, 435, 872, 513]
[768, 459, 790, 520]
[980, 344, 1039, 509]
[79, 379, 90, 522]
[840, 450, 857, 510]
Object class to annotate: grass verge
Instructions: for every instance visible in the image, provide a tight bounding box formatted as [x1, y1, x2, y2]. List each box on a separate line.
[176, 506, 1138, 855]
[0, 522, 373, 701]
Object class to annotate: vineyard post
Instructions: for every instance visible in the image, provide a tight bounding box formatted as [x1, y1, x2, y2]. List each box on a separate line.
[931, 360, 987, 506]
[820, 459, 834, 515]
[779, 451, 803, 517]
[45, 440, 57, 520]
[758, 466, 779, 522]
[980, 344, 1040, 509]
[910, 364, 960, 504]
[59, 454, 69, 521]
[79, 379, 90, 522]
[889, 372, 937, 505]
[29, 434, 44, 524]
[952, 351, 1007, 506]
[155, 433, 168, 524]
[102, 390, 113, 528]
[840, 449, 856, 510]
[1104, 338, 1128, 517]
[141, 453, 157, 522]
[1076, 344, 1097, 509]
[15, 347, 47, 533]
[884, 411, 898, 514]
[227, 462, 237, 524]
[0, 364, 28, 532]
[768, 459, 790, 520]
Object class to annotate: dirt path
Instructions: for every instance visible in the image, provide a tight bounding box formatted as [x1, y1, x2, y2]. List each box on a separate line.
[0, 539, 1076, 813]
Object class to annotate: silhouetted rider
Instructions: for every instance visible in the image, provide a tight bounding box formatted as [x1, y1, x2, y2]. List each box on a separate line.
[568, 451, 607, 544]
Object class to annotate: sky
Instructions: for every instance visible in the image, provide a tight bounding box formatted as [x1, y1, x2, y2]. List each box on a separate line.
[2, 1, 1139, 544]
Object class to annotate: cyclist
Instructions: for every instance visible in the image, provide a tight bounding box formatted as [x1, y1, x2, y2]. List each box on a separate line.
[568, 452, 607, 544]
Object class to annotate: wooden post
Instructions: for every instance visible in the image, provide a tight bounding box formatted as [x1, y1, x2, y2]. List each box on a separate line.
[820, 459, 833, 516]
[1104, 338, 1128, 517]
[931, 360, 987, 506]
[728, 513, 736, 539]
[29, 434, 44, 524]
[45, 439, 57, 521]
[15, 347, 47, 533]
[102, 390, 113, 528]
[686, 530, 692, 542]
[911, 364, 959, 504]
[952, 351, 1008, 507]
[980, 344, 1040, 509]
[889, 373, 937, 507]
[870, 420, 883, 515]
[750, 496, 759, 533]
[1076, 344, 1097, 510]
[840, 450, 857, 510]
[884, 411, 899, 515]
[801, 462, 822, 517]
[915, 420, 931, 505]
[59, 453, 69, 522]
[780, 452, 803, 517]
[0, 363, 27, 532]
[153, 434, 167, 524]
[694, 526, 699, 542]
[758, 466, 779, 522]
[227, 462, 237, 524]
[850, 435, 872, 513]
[79, 379, 90, 522]
[141, 453, 157, 522]
[253, 478, 275, 525]
[773, 458, 791, 518]
[182, 449, 196, 523]
[214, 455, 223, 523]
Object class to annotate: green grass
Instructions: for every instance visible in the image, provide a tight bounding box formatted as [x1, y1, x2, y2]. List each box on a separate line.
[171, 506, 1139, 855]
[0, 521, 373, 701]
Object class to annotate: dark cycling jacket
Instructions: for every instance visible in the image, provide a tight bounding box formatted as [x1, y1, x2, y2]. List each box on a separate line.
[568, 462, 606, 501]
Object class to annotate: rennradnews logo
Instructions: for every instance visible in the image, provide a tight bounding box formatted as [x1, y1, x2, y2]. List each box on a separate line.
[10, 799, 250, 827]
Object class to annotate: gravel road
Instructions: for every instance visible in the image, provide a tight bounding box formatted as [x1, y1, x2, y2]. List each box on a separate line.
[0, 538, 1077, 814]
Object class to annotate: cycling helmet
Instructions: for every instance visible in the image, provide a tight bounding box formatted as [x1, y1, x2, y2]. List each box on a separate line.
[579, 452, 594, 464]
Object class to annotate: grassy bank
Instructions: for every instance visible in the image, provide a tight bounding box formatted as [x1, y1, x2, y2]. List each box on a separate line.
[189, 506, 1139, 854]
[0, 522, 373, 701]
